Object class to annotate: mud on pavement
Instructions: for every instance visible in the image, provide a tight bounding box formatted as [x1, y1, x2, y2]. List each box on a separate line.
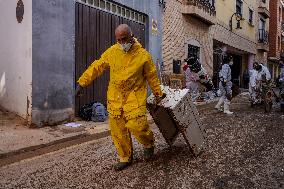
[0, 94, 283, 189]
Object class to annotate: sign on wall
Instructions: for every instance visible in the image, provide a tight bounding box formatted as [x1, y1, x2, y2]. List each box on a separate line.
[152, 19, 158, 35]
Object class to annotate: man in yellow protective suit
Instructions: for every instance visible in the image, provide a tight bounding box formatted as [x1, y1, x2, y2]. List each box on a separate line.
[76, 24, 165, 171]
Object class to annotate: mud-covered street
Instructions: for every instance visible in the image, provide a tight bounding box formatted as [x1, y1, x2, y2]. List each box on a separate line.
[0, 94, 283, 189]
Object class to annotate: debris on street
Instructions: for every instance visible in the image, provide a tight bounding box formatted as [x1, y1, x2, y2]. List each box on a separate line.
[64, 122, 82, 128]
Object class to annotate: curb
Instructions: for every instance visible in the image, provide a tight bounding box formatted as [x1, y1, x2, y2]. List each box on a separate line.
[0, 116, 154, 167]
[0, 130, 110, 167]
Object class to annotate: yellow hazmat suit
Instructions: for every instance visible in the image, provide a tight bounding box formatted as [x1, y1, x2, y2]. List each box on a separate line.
[77, 41, 163, 162]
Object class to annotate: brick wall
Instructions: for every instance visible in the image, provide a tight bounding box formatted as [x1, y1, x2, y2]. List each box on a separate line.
[269, 0, 282, 59]
[162, 0, 260, 76]
[162, 0, 213, 75]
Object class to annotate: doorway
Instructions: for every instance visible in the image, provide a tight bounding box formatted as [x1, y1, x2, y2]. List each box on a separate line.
[75, 1, 147, 114]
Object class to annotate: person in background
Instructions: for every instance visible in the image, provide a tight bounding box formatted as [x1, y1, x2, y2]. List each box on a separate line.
[184, 56, 215, 101]
[254, 62, 271, 83]
[214, 55, 234, 114]
[278, 60, 284, 111]
[278, 60, 284, 88]
[249, 67, 258, 105]
[253, 62, 271, 102]
[183, 56, 200, 100]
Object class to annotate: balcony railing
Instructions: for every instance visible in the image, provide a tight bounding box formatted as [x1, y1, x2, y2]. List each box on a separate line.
[183, 0, 216, 16]
[257, 29, 269, 51]
[258, 29, 269, 44]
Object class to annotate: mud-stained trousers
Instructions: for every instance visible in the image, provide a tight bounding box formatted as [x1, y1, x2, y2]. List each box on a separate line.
[109, 115, 154, 163]
[186, 81, 200, 101]
[219, 81, 232, 102]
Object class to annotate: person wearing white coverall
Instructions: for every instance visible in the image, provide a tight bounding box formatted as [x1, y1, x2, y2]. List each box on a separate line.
[255, 63, 271, 83]
[215, 55, 234, 114]
[249, 69, 258, 104]
[184, 66, 200, 98]
[250, 62, 271, 104]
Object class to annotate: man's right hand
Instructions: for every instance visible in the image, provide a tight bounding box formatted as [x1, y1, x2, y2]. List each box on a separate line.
[152, 93, 167, 111]
[155, 93, 167, 105]
[75, 85, 83, 97]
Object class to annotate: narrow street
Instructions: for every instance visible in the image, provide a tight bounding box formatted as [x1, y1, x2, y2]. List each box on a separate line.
[1, 0, 284, 188]
[0, 94, 283, 189]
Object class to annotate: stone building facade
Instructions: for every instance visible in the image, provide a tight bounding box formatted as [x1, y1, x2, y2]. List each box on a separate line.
[162, 0, 214, 75]
[162, 0, 270, 87]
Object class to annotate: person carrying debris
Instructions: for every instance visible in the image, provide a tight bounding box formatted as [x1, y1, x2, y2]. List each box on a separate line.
[214, 55, 234, 114]
[76, 24, 165, 171]
[254, 62, 271, 83]
[252, 62, 271, 104]
[184, 56, 215, 101]
[183, 57, 200, 100]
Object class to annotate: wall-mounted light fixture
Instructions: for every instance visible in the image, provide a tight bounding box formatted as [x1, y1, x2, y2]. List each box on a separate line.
[229, 13, 242, 31]
[159, 0, 166, 9]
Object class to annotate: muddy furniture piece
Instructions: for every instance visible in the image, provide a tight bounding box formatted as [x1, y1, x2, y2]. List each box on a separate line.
[160, 73, 186, 88]
[170, 74, 186, 88]
[147, 86, 206, 156]
[169, 78, 183, 89]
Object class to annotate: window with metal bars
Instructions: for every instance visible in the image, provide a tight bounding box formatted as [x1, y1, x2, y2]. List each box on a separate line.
[77, 0, 146, 24]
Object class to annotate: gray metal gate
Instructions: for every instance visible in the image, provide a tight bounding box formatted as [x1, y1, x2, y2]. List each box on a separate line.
[75, 1, 146, 114]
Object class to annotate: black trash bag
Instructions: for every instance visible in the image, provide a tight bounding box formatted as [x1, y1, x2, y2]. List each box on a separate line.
[78, 101, 108, 122]
[78, 101, 94, 121]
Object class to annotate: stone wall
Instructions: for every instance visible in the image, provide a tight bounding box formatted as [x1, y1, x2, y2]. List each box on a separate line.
[162, 0, 213, 75]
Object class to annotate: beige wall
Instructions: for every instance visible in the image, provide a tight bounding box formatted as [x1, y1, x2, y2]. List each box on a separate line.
[0, 0, 32, 121]
[211, 21, 256, 55]
[214, 0, 269, 66]
[255, 0, 270, 64]
[214, 0, 268, 65]
[215, 0, 257, 42]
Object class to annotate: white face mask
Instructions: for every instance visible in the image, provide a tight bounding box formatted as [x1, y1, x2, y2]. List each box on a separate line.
[229, 60, 233, 66]
[120, 42, 132, 52]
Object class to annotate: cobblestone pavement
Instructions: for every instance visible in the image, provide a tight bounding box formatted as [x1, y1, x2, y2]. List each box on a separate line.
[0, 94, 283, 189]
